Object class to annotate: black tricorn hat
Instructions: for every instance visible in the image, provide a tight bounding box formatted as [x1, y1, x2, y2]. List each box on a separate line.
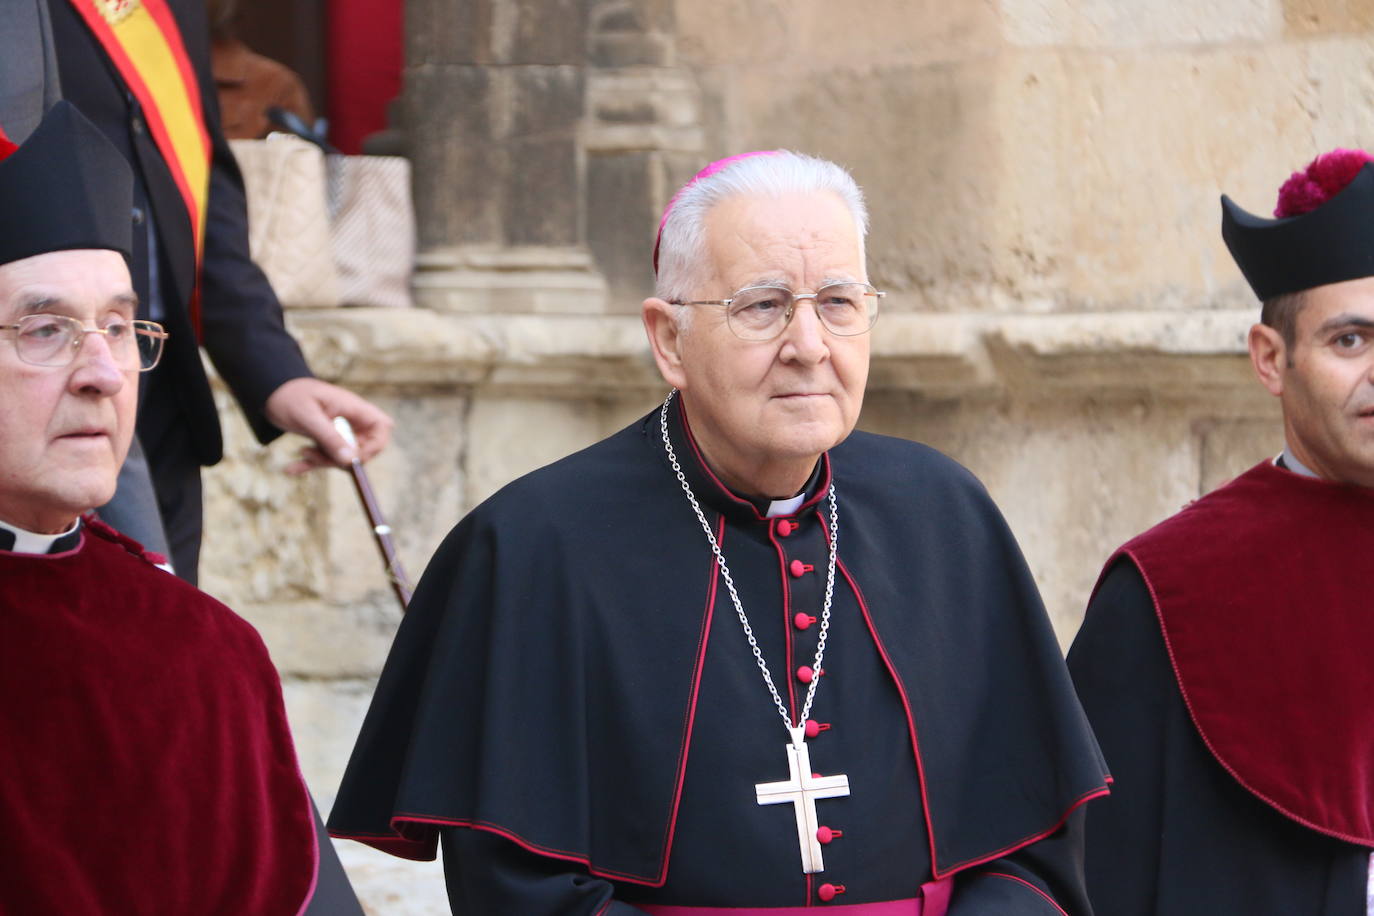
[0, 100, 133, 268]
[1221, 162, 1374, 302]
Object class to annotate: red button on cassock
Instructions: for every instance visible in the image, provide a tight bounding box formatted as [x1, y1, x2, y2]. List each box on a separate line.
[777, 519, 795, 537]
[818, 883, 846, 902]
[796, 665, 814, 684]
[804, 720, 831, 739]
[816, 825, 843, 844]
[794, 613, 816, 631]
[789, 559, 814, 578]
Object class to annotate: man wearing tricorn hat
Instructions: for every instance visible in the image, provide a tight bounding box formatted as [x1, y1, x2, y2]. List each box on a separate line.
[330, 150, 1110, 913]
[0, 100, 356, 913]
[1069, 149, 1374, 914]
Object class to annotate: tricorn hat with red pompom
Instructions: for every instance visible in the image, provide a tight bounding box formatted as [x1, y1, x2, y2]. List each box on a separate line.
[1222, 149, 1374, 301]
[0, 100, 133, 268]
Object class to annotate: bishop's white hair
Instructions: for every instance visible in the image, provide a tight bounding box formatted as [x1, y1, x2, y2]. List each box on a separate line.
[654, 151, 870, 319]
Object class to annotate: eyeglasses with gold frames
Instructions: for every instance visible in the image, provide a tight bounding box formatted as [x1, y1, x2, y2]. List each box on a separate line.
[0, 314, 168, 371]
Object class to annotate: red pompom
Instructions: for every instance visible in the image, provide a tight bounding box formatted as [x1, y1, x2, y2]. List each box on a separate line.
[1275, 148, 1374, 218]
[0, 122, 16, 161]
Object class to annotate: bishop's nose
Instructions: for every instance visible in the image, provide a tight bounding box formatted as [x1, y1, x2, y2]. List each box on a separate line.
[779, 301, 830, 364]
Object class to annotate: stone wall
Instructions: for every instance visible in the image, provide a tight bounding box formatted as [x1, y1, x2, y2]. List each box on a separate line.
[200, 0, 1373, 910]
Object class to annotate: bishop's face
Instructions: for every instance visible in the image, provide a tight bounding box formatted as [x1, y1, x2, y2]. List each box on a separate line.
[1274, 276, 1374, 487]
[0, 249, 138, 533]
[656, 190, 871, 498]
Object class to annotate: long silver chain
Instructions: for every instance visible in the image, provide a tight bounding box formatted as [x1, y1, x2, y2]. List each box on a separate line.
[659, 390, 839, 739]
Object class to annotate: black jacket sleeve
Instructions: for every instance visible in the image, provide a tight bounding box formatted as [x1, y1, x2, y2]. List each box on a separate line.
[947, 808, 1091, 915]
[441, 829, 651, 916]
[173, 0, 312, 443]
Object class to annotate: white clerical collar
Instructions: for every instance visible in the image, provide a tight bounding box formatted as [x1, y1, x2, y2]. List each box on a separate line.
[766, 494, 807, 518]
[0, 516, 81, 555]
[1277, 445, 1319, 479]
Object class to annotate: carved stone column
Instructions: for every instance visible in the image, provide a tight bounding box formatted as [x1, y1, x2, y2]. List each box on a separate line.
[403, 0, 706, 314]
[403, 0, 608, 313]
[585, 0, 703, 312]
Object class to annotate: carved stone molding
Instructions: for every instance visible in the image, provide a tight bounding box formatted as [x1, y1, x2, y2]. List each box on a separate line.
[286, 307, 1265, 399]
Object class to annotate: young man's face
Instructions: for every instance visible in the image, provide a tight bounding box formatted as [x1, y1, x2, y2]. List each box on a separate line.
[0, 249, 138, 533]
[1270, 275, 1374, 487]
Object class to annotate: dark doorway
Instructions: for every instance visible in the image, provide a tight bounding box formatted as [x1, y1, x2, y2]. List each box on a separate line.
[223, 0, 329, 116]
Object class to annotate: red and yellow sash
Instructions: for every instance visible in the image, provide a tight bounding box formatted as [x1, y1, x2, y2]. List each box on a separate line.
[69, 0, 211, 336]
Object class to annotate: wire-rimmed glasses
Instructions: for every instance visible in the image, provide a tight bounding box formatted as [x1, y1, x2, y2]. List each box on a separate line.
[674, 282, 883, 341]
[0, 314, 168, 371]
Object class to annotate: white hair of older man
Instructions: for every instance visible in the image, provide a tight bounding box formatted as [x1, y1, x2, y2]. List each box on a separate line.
[655, 151, 870, 328]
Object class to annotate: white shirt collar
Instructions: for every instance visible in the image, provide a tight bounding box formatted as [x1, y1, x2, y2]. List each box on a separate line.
[1278, 445, 1319, 479]
[0, 516, 81, 555]
[766, 494, 807, 518]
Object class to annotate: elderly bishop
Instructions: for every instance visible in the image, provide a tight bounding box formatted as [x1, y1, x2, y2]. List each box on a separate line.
[330, 151, 1110, 914]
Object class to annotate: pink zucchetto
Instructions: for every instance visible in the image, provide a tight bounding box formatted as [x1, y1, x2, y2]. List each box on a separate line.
[652, 150, 782, 275]
[1274, 148, 1374, 218]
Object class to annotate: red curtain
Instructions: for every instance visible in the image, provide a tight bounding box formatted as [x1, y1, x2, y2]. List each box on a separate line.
[325, 0, 403, 154]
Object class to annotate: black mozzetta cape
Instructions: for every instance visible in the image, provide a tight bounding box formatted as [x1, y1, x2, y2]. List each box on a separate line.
[330, 398, 1110, 909]
[1068, 462, 1374, 915]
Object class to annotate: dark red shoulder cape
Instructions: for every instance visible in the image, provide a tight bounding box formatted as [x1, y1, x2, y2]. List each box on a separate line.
[1111, 460, 1374, 846]
[0, 518, 318, 913]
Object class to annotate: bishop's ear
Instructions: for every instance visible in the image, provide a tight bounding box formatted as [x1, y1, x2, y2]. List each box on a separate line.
[1248, 322, 1287, 396]
[643, 297, 688, 390]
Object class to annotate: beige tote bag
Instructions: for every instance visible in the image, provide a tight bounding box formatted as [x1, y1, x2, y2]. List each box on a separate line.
[229, 135, 340, 309]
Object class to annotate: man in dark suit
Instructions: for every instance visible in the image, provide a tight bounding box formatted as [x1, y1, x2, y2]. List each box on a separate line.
[46, 0, 391, 583]
[0, 0, 174, 561]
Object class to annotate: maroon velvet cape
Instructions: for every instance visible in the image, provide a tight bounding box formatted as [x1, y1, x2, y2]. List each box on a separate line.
[1108, 460, 1374, 846]
[0, 518, 318, 913]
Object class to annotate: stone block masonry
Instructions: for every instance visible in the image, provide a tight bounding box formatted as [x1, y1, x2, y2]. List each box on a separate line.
[194, 0, 1374, 908]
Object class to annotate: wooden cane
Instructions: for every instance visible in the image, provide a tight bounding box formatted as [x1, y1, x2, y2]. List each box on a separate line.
[333, 417, 413, 611]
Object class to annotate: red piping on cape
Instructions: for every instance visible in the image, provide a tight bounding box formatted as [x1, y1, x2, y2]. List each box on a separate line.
[838, 557, 1109, 880]
[1112, 547, 1374, 847]
[85, 515, 168, 567]
[356, 520, 724, 886]
[292, 768, 322, 916]
[678, 392, 830, 722]
[640, 897, 925, 915]
[767, 522, 800, 718]
[981, 873, 1069, 915]
[372, 816, 657, 879]
[650, 512, 726, 881]
[837, 555, 940, 875]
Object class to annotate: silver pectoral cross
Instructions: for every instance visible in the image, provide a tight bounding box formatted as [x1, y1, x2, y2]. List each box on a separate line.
[755, 726, 850, 874]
